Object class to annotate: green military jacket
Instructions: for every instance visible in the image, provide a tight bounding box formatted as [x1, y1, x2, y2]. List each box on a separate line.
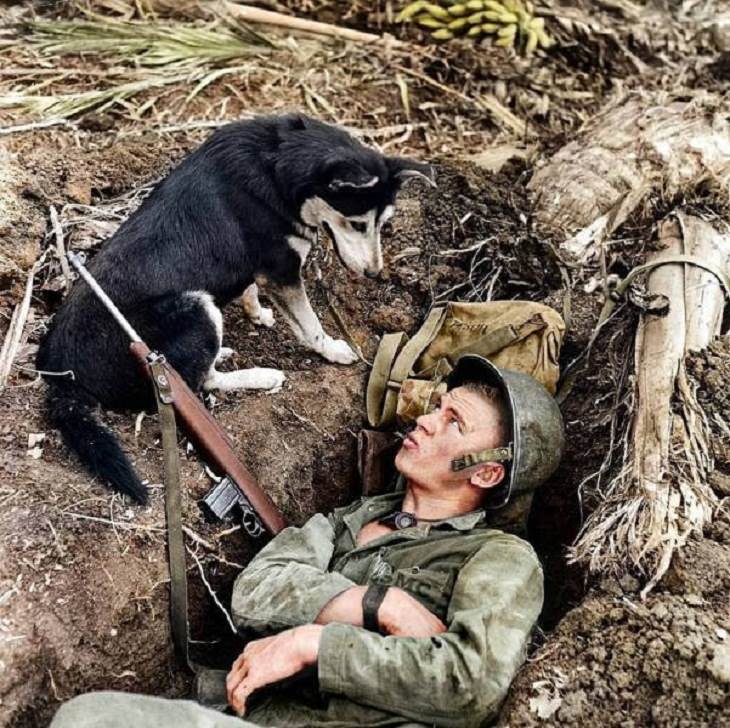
[230, 491, 543, 728]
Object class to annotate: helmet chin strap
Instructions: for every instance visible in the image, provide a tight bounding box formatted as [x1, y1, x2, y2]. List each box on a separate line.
[451, 444, 513, 472]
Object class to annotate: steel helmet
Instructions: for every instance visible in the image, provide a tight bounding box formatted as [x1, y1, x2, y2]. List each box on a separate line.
[447, 355, 565, 509]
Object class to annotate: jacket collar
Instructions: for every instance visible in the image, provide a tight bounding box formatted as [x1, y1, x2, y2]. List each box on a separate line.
[343, 491, 487, 543]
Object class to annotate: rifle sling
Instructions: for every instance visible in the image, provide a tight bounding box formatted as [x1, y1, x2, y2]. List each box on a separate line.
[149, 358, 199, 674]
[556, 252, 730, 404]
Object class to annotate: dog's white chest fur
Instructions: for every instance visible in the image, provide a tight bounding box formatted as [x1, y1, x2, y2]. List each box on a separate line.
[287, 234, 312, 267]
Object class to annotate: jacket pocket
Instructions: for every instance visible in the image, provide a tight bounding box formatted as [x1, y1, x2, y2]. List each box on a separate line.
[392, 566, 452, 618]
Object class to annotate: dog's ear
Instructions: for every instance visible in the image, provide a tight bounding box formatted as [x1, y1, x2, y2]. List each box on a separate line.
[322, 155, 380, 193]
[387, 157, 437, 188]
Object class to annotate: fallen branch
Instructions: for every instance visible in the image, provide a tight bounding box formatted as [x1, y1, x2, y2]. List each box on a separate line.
[49, 205, 72, 293]
[0, 251, 48, 391]
[395, 65, 528, 136]
[570, 211, 729, 595]
[0, 118, 71, 135]
[216, 1, 399, 46]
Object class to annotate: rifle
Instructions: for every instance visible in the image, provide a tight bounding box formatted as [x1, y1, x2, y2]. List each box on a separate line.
[67, 251, 287, 538]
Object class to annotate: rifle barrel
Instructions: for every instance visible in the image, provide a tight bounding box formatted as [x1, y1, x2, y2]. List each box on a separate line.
[67, 251, 142, 344]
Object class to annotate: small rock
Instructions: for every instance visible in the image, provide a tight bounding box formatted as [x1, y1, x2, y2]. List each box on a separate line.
[618, 573, 640, 593]
[64, 179, 92, 205]
[27, 432, 45, 448]
[685, 593, 704, 607]
[708, 644, 730, 684]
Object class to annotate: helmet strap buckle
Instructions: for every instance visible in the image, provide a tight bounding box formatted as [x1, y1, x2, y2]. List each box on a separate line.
[450, 444, 513, 472]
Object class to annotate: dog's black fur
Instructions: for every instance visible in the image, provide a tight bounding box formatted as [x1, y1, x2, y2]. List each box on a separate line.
[38, 113, 430, 503]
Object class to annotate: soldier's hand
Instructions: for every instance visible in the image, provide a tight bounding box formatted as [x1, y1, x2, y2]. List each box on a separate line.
[379, 587, 447, 638]
[226, 624, 322, 716]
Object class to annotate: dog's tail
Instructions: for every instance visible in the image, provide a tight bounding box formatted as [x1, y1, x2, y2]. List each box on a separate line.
[46, 380, 148, 504]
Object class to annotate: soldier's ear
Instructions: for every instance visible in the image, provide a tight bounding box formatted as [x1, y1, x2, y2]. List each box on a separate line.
[469, 462, 505, 490]
[387, 157, 437, 188]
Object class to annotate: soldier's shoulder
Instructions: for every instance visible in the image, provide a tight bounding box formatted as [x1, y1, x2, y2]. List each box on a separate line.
[472, 528, 541, 565]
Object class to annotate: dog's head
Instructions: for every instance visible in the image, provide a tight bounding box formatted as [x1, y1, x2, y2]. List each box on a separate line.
[274, 115, 435, 278]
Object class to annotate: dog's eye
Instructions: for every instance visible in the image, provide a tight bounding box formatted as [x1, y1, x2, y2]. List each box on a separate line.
[350, 221, 367, 234]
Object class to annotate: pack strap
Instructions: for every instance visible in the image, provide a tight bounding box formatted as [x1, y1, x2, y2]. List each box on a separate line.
[432, 316, 547, 372]
[556, 253, 730, 404]
[367, 306, 447, 427]
[149, 358, 198, 673]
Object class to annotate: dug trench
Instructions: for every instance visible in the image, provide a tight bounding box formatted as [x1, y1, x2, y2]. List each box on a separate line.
[1, 129, 727, 726]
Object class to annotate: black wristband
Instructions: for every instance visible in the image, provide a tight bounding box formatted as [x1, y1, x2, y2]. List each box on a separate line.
[362, 583, 389, 633]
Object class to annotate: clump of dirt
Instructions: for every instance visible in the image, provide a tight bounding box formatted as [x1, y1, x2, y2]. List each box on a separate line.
[0, 148, 46, 298]
[688, 334, 730, 496]
[501, 531, 730, 727]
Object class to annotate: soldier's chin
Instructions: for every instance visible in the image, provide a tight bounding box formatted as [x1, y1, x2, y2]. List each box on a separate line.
[394, 446, 417, 476]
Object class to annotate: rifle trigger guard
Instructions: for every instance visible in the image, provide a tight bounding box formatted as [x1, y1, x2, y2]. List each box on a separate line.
[241, 505, 265, 538]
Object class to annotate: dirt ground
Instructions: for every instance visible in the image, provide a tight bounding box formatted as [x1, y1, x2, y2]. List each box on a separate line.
[1, 1, 730, 726]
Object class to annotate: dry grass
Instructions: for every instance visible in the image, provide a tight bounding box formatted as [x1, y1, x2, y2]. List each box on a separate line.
[26, 16, 275, 67]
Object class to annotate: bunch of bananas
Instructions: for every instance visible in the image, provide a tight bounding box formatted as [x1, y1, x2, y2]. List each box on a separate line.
[396, 0, 553, 54]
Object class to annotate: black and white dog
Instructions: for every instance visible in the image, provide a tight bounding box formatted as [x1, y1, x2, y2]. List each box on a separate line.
[37, 113, 433, 504]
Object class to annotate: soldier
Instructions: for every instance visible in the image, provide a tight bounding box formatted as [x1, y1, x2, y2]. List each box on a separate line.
[50, 355, 564, 728]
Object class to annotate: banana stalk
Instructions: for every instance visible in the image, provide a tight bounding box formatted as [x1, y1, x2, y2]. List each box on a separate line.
[397, 0, 554, 54]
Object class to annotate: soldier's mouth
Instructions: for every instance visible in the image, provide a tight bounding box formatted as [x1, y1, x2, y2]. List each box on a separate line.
[403, 433, 419, 450]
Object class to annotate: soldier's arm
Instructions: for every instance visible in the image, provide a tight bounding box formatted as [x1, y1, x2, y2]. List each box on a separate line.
[231, 511, 356, 635]
[316, 534, 544, 728]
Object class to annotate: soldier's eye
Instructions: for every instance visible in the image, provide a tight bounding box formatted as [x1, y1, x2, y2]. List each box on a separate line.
[351, 221, 367, 234]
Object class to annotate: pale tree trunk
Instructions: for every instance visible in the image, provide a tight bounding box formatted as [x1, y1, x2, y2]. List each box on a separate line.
[529, 92, 730, 592]
[528, 91, 730, 263]
[570, 213, 730, 593]
[572, 212, 730, 594]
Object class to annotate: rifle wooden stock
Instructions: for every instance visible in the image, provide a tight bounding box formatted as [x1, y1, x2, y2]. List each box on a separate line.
[129, 341, 287, 535]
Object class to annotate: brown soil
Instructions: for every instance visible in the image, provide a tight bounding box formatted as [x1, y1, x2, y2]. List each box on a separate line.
[2, 1, 730, 726]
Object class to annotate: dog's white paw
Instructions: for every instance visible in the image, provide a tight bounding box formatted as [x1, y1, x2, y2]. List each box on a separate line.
[252, 306, 275, 328]
[215, 346, 236, 364]
[204, 367, 285, 392]
[258, 368, 286, 392]
[320, 337, 358, 365]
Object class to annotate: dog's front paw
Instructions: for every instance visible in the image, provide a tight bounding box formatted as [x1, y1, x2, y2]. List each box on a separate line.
[257, 368, 286, 392]
[321, 337, 358, 365]
[252, 306, 275, 328]
[215, 346, 236, 364]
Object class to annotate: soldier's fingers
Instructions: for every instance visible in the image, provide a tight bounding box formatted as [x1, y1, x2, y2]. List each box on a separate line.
[226, 662, 249, 702]
[229, 652, 246, 676]
[232, 679, 254, 716]
[226, 659, 246, 688]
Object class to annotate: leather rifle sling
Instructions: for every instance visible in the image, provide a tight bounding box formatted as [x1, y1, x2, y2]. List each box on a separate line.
[149, 358, 198, 673]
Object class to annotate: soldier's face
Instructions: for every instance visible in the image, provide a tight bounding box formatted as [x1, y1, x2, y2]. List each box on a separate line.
[394, 386, 505, 492]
